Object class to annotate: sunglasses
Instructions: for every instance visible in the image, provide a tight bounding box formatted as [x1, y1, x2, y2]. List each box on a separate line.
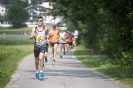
[37, 20, 43, 22]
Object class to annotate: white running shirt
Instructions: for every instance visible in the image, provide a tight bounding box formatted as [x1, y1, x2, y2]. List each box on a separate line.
[59, 32, 66, 43]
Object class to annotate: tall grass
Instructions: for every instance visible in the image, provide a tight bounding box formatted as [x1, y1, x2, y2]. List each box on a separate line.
[74, 46, 133, 88]
[0, 38, 34, 88]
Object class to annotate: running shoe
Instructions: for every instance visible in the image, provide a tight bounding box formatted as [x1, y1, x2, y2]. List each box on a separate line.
[39, 71, 44, 78]
[42, 65, 45, 70]
[53, 58, 56, 62]
[60, 55, 62, 58]
[63, 51, 65, 55]
[45, 57, 48, 63]
[35, 73, 39, 79]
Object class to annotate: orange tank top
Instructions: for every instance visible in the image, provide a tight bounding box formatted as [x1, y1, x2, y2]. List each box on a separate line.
[49, 29, 59, 43]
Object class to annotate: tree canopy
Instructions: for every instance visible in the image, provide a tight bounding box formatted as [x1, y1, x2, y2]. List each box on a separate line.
[50, 0, 133, 67]
[6, 0, 30, 28]
[7, 6, 30, 28]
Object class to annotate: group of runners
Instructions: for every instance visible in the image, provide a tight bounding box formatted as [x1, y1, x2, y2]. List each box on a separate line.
[29, 16, 76, 79]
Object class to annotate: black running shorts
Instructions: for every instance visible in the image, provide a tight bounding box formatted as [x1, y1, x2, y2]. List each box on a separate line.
[50, 42, 58, 47]
[69, 42, 73, 45]
[34, 45, 46, 57]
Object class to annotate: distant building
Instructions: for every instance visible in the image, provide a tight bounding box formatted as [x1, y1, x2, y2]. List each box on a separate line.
[0, 3, 7, 16]
[0, 0, 63, 27]
[0, 3, 10, 25]
[25, 0, 62, 25]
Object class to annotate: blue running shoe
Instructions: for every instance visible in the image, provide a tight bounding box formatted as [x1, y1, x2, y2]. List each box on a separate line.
[35, 73, 39, 79]
[39, 71, 44, 78]
[45, 57, 48, 63]
[42, 65, 45, 70]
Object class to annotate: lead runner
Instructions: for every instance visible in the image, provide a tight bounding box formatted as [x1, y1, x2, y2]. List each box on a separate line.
[29, 16, 48, 79]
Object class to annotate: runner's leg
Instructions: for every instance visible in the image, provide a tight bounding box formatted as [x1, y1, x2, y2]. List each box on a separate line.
[35, 57, 39, 73]
[63, 44, 66, 55]
[39, 52, 45, 71]
[60, 43, 63, 58]
[45, 52, 48, 62]
[39, 52, 45, 78]
[52, 46, 54, 58]
[50, 43, 54, 59]
[53, 43, 58, 60]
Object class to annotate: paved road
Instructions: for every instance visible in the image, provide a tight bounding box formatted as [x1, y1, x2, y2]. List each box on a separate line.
[6, 48, 129, 88]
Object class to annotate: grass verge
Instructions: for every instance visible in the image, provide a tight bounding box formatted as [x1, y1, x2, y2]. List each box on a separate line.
[0, 38, 34, 88]
[74, 45, 133, 88]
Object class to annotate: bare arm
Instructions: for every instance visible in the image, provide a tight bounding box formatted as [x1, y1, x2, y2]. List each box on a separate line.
[57, 30, 59, 39]
[45, 27, 50, 43]
[29, 27, 35, 40]
[48, 30, 53, 38]
[45, 27, 48, 35]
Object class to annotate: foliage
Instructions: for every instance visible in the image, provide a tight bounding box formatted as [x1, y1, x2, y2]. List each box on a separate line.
[11, 0, 29, 8]
[7, 6, 30, 28]
[0, 45, 33, 88]
[31, 0, 38, 5]
[1, 0, 30, 28]
[74, 46, 133, 88]
[50, 0, 133, 67]
[0, 0, 12, 4]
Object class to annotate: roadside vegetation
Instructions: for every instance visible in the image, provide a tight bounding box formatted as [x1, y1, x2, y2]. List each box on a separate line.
[50, 1, 133, 87]
[50, 0, 133, 67]
[0, 27, 31, 34]
[74, 46, 133, 88]
[0, 27, 34, 88]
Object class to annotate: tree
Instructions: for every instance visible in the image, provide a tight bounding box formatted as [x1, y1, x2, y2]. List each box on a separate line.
[31, 0, 38, 5]
[0, 0, 12, 4]
[7, 6, 30, 28]
[11, 0, 29, 8]
[50, 0, 133, 66]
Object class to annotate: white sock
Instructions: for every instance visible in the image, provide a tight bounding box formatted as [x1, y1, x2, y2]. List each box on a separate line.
[36, 71, 39, 73]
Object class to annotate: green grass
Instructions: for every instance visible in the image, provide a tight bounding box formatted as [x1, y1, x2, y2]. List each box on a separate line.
[0, 27, 32, 34]
[0, 38, 34, 88]
[74, 45, 133, 88]
[0, 38, 34, 45]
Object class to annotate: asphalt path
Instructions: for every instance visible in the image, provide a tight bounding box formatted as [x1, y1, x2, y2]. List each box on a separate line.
[5, 48, 129, 88]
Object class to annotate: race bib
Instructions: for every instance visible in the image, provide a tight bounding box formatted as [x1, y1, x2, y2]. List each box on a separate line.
[36, 36, 44, 43]
[52, 35, 57, 39]
[60, 37, 65, 40]
[66, 39, 70, 43]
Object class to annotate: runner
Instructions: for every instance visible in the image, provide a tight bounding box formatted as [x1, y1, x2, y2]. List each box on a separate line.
[29, 16, 48, 79]
[74, 30, 79, 46]
[42, 25, 49, 70]
[65, 31, 74, 53]
[59, 28, 67, 58]
[48, 24, 59, 62]
[66, 31, 71, 53]
[71, 32, 75, 49]
[69, 31, 74, 52]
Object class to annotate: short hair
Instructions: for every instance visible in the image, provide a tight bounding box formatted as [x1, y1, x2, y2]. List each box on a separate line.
[36, 16, 43, 21]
